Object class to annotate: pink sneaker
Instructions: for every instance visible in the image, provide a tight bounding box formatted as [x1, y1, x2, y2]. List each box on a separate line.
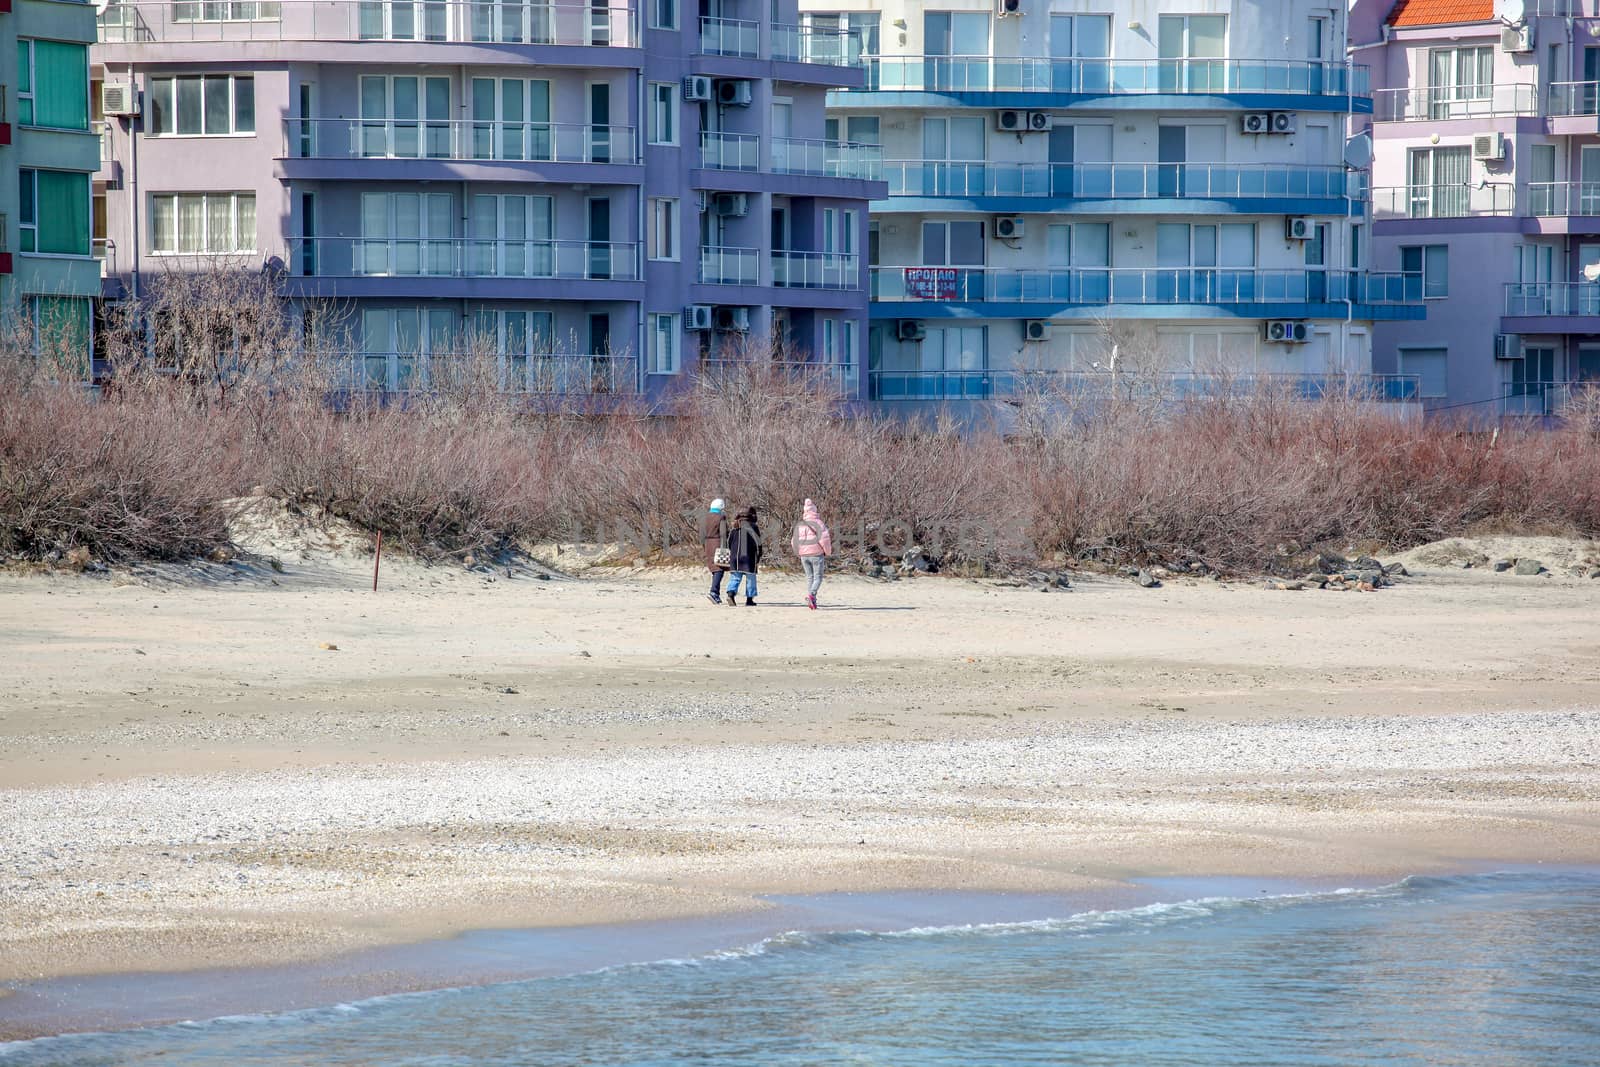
[807, 594, 817, 610]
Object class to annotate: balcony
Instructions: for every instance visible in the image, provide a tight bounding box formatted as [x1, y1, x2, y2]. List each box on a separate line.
[1524, 181, 1600, 218]
[699, 15, 757, 58]
[885, 161, 1361, 210]
[282, 119, 637, 166]
[771, 250, 858, 289]
[1372, 183, 1515, 220]
[293, 237, 639, 281]
[870, 267, 1422, 311]
[856, 57, 1367, 99]
[351, 351, 636, 395]
[97, 0, 637, 48]
[1372, 84, 1537, 122]
[770, 137, 880, 179]
[771, 24, 859, 66]
[1547, 81, 1600, 118]
[1501, 380, 1591, 418]
[1504, 282, 1600, 318]
[701, 357, 857, 395]
[699, 130, 760, 171]
[868, 370, 1421, 404]
[699, 245, 758, 285]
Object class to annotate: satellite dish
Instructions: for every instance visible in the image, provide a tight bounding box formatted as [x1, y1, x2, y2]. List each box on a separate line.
[1583, 262, 1600, 283]
[1343, 133, 1374, 170]
[1494, 0, 1526, 25]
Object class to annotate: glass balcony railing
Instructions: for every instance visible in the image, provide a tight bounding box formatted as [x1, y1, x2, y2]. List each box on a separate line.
[283, 119, 636, 164]
[1524, 181, 1600, 217]
[1504, 282, 1600, 316]
[291, 237, 639, 280]
[868, 371, 1421, 403]
[770, 137, 881, 180]
[871, 268, 1421, 306]
[771, 24, 860, 66]
[700, 358, 858, 395]
[1372, 183, 1516, 220]
[699, 130, 759, 171]
[771, 250, 859, 289]
[98, 0, 637, 47]
[1372, 84, 1537, 122]
[698, 15, 757, 57]
[351, 351, 635, 394]
[1547, 81, 1600, 117]
[885, 161, 1361, 201]
[1501, 380, 1591, 417]
[698, 245, 758, 285]
[861, 57, 1367, 96]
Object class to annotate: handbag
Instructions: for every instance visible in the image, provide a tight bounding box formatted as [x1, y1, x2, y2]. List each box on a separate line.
[713, 519, 732, 567]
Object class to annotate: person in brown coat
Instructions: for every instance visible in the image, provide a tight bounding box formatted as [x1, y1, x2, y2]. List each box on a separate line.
[703, 497, 731, 604]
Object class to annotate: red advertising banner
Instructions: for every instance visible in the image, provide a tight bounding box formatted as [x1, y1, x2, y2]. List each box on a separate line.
[904, 267, 957, 299]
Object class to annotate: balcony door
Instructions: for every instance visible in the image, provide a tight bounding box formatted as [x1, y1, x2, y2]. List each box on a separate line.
[1581, 147, 1600, 215]
[360, 191, 453, 275]
[470, 194, 553, 277]
[923, 12, 989, 91]
[473, 308, 554, 389]
[361, 75, 450, 158]
[1529, 143, 1556, 216]
[360, 307, 455, 390]
[471, 78, 551, 161]
[1428, 46, 1492, 119]
[587, 197, 612, 279]
[921, 115, 984, 195]
[358, 0, 447, 42]
[1158, 14, 1225, 93]
[1157, 123, 1223, 199]
[1408, 146, 1469, 219]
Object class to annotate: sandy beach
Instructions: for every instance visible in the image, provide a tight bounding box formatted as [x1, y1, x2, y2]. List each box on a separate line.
[3, 535, 1599, 1032]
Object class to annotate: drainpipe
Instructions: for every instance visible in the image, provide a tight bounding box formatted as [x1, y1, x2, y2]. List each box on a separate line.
[128, 63, 140, 302]
[636, 68, 646, 391]
[1343, 8, 1355, 376]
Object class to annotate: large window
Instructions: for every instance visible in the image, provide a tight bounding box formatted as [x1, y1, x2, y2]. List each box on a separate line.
[25, 297, 92, 372]
[1428, 45, 1492, 117]
[1400, 347, 1448, 399]
[920, 220, 984, 266]
[150, 192, 256, 254]
[17, 40, 89, 130]
[1156, 222, 1256, 267]
[173, 1, 281, 22]
[649, 198, 679, 260]
[649, 82, 677, 145]
[1407, 146, 1471, 218]
[1400, 244, 1449, 299]
[470, 77, 551, 160]
[650, 313, 681, 374]
[148, 75, 255, 136]
[467, 193, 552, 276]
[18, 169, 90, 255]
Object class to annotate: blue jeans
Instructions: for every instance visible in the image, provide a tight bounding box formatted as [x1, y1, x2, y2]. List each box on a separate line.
[726, 571, 758, 599]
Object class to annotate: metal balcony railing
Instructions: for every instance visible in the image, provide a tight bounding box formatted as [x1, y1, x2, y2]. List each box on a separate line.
[885, 161, 1361, 201]
[1547, 81, 1600, 117]
[868, 370, 1422, 404]
[1372, 183, 1516, 220]
[1372, 83, 1537, 122]
[771, 250, 859, 289]
[700, 358, 857, 395]
[284, 119, 636, 164]
[1524, 181, 1600, 217]
[1501, 380, 1590, 417]
[771, 24, 860, 66]
[698, 15, 757, 57]
[292, 237, 639, 280]
[862, 57, 1367, 96]
[770, 137, 881, 180]
[98, 0, 637, 46]
[871, 268, 1422, 305]
[699, 130, 759, 171]
[352, 350, 636, 394]
[1504, 282, 1600, 316]
[698, 245, 758, 285]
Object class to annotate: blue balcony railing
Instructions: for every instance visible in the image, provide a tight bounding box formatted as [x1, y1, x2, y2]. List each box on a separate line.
[883, 161, 1362, 201]
[868, 370, 1420, 403]
[861, 57, 1367, 97]
[871, 268, 1421, 306]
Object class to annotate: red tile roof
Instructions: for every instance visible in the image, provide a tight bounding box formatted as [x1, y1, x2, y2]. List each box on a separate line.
[1387, 0, 1495, 26]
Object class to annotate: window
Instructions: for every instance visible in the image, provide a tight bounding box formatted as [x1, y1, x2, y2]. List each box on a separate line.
[1048, 14, 1111, 58]
[470, 78, 551, 160]
[25, 297, 92, 370]
[649, 198, 679, 260]
[1428, 46, 1492, 101]
[922, 115, 985, 160]
[18, 169, 90, 255]
[467, 193, 552, 276]
[650, 83, 677, 145]
[1400, 347, 1448, 399]
[650, 313, 681, 374]
[1400, 244, 1448, 298]
[173, 1, 281, 22]
[17, 40, 89, 130]
[804, 11, 878, 57]
[1407, 146, 1471, 218]
[361, 74, 451, 158]
[826, 115, 880, 145]
[921, 220, 984, 265]
[924, 12, 989, 56]
[1350, 223, 1364, 270]
[1157, 222, 1255, 267]
[650, 0, 676, 30]
[148, 75, 254, 136]
[150, 192, 256, 253]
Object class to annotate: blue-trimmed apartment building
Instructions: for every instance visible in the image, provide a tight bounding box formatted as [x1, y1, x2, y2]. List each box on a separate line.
[799, 0, 1427, 411]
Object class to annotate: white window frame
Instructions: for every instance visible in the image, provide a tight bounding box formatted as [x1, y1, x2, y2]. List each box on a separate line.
[1400, 243, 1448, 299]
[147, 73, 256, 137]
[649, 82, 677, 145]
[650, 0, 676, 30]
[650, 313, 681, 374]
[173, 0, 281, 24]
[149, 191, 257, 254]
[649, 197, 679, 261]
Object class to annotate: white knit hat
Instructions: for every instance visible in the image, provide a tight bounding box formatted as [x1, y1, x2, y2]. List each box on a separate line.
[710, 498, 726, 513]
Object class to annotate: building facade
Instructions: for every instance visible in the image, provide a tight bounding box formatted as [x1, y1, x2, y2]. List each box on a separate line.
[2, 0, 100, 368]
[1358, 0, 1600, 419]
[798, 0, 1425, 414]
[92, 0, 883, 396]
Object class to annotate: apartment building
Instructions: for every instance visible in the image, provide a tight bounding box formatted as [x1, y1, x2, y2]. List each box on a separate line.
[1358, 0, 1600, 418]
[92, 0, 883, 396]
[2, 0, 100, 369]
[798, 0, 1426, 412]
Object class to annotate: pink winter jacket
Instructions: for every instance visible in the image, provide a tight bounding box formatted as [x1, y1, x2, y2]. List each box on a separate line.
[791, 501, 832, 558]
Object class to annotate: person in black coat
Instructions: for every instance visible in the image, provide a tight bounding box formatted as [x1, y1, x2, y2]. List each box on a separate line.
[723, 507, 763, 606]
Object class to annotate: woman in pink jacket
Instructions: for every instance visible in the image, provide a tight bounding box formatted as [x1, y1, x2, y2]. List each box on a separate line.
[790, 498, 833, 610]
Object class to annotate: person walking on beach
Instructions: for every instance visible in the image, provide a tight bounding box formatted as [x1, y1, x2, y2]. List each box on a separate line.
[704, 498, 731, 604]
[724, 507, 763, 606]
[791, 498, 832, 610]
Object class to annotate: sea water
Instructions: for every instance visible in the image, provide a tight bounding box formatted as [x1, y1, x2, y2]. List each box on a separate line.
[4, 870, 1598, 1066]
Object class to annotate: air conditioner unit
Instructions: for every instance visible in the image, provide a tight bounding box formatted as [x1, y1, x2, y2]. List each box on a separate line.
[1474, 132, 1507, 161]
[713, 193, 749, 217]
[1494, 333, 1523, 360]
[1023, 319, 1051, 342]
[683, 75, 713, 102]
[101, 82, 140, 118]
[1264, 320, 1311, 344]
[1027, 111, 1052, 132]
[1502, 23, 1534, 53]
[1285, 216, 1315, 241]
[996, 0, 1021, 15]
[1241, 112, 1273, 134]
[1270, 111, 1298, 134]
[714, 306, 750, 332]
[685, 304, 714, 330]
[995, 109, 1025, 133]
[994, 216, 1025, 240]
[896, 319, 926, 342]
[716, 79, 753, 107]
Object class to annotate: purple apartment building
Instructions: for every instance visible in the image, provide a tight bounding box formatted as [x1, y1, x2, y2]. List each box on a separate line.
[92, 0, 885, 397]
